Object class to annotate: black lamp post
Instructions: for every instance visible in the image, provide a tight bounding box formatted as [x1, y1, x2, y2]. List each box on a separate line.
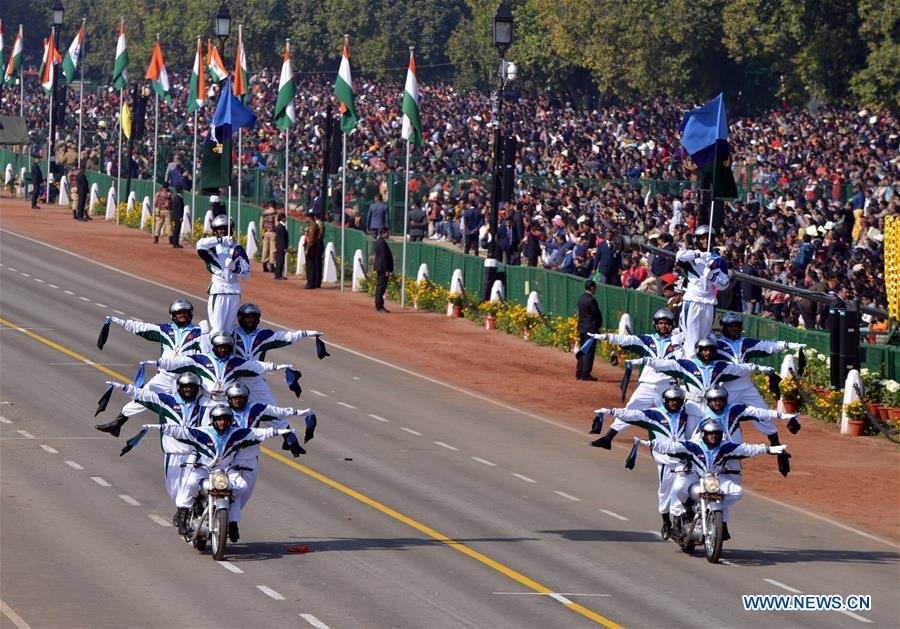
[482, 3, 513, 297]
[48, 0, 64, 186]
[214, 1, 231, 60]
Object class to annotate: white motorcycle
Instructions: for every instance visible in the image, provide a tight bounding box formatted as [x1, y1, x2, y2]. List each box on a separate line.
[183, 462, 243, 561]
[674, 472, 725, 563]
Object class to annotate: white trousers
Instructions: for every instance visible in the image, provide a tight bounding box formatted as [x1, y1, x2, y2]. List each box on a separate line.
[657, 463, 678, 514]
[728, 386, 778, 436]
[245, 377, 276, 406]
[178, 468, 248, 522]
[121, 372, 176, 417]
[672, 472, 743, 522]
[679, 300, 715, 357]
[208, 293, 240, 335]
[164, 452, 191, 505]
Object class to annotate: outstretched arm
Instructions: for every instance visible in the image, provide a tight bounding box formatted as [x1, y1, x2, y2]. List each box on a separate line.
[107, 316, 164, 342]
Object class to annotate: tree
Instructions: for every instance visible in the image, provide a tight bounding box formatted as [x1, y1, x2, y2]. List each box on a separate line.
[850, 0, 899, 110]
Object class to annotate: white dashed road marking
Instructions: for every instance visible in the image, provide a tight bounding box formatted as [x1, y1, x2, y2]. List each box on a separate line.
[471, 456, 497, 467]
[48, 284, 59, 289]
[94, 303, 106, 308]
[763, 578, 802, 593]
[19, 273, 30, 278]
[39, 445, 58, 454]
[336, 401, 357, 409]
[118, 495, 140, 506]
[33, 278, 44, 283]
[599, 509, 628, 521]
[368, 414, 389, 423]
[401, 427, 422, 436]
[148, 514, 173, 528]
[64, 290, 75, 295]
[309, 389, 328, 397]
[256, 586, 285, 601]
[0, 417, 11, 424]
[64, 460, 84, 470]
[763, 578, 872, 623]
[16, 430, 34, 439]
[548, 593, 574, 605]
[434, 441, 458, 451]
[554, 491, 581, 502]
[79, 296, 90, 302]
[219, 561, 244, 574]
[91, 476, 111, 487]
[113, 309, 125, 315]
[512, 473, 537, 483]
[300, 613, 330, 629]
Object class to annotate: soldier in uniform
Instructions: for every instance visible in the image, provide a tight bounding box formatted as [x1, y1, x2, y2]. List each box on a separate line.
[260, 201, 278, 272]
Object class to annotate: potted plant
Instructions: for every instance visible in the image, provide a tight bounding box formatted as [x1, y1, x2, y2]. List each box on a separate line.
[480, 300, 503, 330]
[881, 379, 900, 419]
[447, 292, 465, 318]
[780, 375, 801, 413]
[844, 400, 867, 437]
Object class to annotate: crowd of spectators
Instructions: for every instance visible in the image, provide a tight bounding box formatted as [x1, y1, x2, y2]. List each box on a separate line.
[2, 67, 896, 330]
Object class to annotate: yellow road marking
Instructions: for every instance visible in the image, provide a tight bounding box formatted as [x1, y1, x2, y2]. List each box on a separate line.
[0, 318, 624, 629]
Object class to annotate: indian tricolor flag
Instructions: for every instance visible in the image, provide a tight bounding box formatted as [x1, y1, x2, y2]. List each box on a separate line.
[401, 48, 423, 147]
[38, 34, 62, 94]
[145, 39, 171, 102]
[0, 21, 6, 87]
[61, 20, 85, 83]
[206, 40, 228, 82]
[233, 27, 249, 102]
[4, 25, 22, 88]
[274, 40, 295, 132]
[187, 36, 206, 114]
[111, 18, 128, 91]
[333, 36, 357, 134]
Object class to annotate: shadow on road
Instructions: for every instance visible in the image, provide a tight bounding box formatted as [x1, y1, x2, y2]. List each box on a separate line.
[227, 535, 539, 561]
[719, 547, 900, 567]
[539, 529, 661, 542]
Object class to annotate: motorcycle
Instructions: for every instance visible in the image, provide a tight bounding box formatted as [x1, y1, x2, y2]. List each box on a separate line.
[674, 472, 725, 563]
[182, 462, 245, 561]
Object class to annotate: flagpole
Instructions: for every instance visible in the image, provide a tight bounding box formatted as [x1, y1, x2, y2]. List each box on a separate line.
[707, 140, 718, 254]
[19, 25, 24, 118]
[340, 131, 346, 292]
[77, 18, 85, 163]
[235, 24, 243, 243]
[401, 139, 410, 308]
[46, 27, 55, 203]
[152, 56, 159, 233]
[284, 128, 289, 216]
[116, 86, 122, 220]
[191, 108, 198, 222]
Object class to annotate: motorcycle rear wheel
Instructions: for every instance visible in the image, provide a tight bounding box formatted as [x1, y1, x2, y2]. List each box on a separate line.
[210, 508, 228, 561]
[704, 510, 723, 563]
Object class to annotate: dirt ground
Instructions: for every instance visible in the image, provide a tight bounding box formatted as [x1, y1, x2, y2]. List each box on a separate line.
[2, 198, 898, 544]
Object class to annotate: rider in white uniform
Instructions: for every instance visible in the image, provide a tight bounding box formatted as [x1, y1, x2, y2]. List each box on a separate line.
[676, 226, 729, 357]
[196, 215, 250, 335]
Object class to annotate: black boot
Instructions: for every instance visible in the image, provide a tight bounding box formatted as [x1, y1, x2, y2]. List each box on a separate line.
[175, 507, 191, 536]
[95, 413, 129, 437]
[722, 522, 731, 541]
[590, 428, 618, 449]
[228, 521, 240, 542]
[660, 513, 672, 540]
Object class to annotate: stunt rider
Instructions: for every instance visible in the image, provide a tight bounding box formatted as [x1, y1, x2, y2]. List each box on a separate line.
[638, 418, 787, 541]
[152, 331, 294, 401]
[590, 309, 683, 409]
[231, 303, 324, 404]
[104, 373, 211, 524]
[196, 215, 251, 335]
[675, 226, 729, 357]
[140, 404, 297, 539]
[96, 299, 205, 436]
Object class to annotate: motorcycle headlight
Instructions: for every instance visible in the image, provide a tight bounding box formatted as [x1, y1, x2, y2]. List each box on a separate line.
[701, 474, 721, 493]
[211, 471, 229, 491]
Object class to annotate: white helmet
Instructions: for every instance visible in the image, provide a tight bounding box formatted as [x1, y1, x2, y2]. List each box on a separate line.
[210, 214, 233, 232]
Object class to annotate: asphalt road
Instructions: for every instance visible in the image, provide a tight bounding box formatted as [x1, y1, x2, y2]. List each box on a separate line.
[1, 228, 898, 629]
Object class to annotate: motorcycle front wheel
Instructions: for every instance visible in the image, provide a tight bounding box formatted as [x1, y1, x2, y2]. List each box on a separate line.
[704, 510, 723, 563]
[210, 508, 228, 561]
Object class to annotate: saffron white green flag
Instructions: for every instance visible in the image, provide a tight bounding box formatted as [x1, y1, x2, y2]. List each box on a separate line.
[274, 41, 295, 132]
[61, 21, 84, 83]
[4, 25, 22, 88]
[145, 39, 171, 102]
[206, 40, 228, 82]
[233, 27, 249, 102]
[0, 21, 5, 87]
[112, 19, 128, 91]
[187, 37, 206, 114]
[333, 37, 357, 134]
[38, 35, 61, 94]
[401, 49, 422, 147]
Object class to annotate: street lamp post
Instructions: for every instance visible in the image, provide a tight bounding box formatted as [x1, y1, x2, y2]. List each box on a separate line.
[49, 0, 64, 193]
[215, 1, 231, 61]
[482, 3, 513, 299]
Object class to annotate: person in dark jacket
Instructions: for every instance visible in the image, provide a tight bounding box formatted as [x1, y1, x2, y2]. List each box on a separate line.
[523, 226, 542, 267]
[75, 166, 90, 221]
[169, 187, 185, 247]
[304, 220, 324, 289]
[31, 156, 44, 209]
[498, 215, 521, 265]
[274, 213, 289, 280]
[593, 230, 621, 285]
[650, 233, 675, 295]
[407, 203, 427, 241]
[366, 193, 390, 237]
[576, 280, 603, 381]
[373, 227, 394, 313]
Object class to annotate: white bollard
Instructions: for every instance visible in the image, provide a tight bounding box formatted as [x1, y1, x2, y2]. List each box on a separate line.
[106, 161, 113, 176]
[245, 221, 258, 261]
[126, 190, 137, 212]
[295, 245, 305, 276]
[352, 249, 366, 292]
[18, 167, 27, 196]
[840, 369, 862, 435]
[203, 210, 213, 235]
[618, 313, 633, 335]
[89, 182, 99, 213]
[416, 263, 429, 284]
[47, 172, 55, 203]
[449, 269, 464, 295]
[776, 354, 798, 412]
[490, 279, 505, 303]
[105, 186, 117, 220]
[323, 241, 338, 283]
[4, 163, 12, 187]
[141, 196, 152, 231]
[58, 175, 70, 206]
[181, 205, 193, 237]
[527, 291, 543, 315]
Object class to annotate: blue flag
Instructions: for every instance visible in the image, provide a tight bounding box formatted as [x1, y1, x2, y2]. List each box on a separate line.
[208, 77, 257, 145]
[679, 93, 728, 156]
